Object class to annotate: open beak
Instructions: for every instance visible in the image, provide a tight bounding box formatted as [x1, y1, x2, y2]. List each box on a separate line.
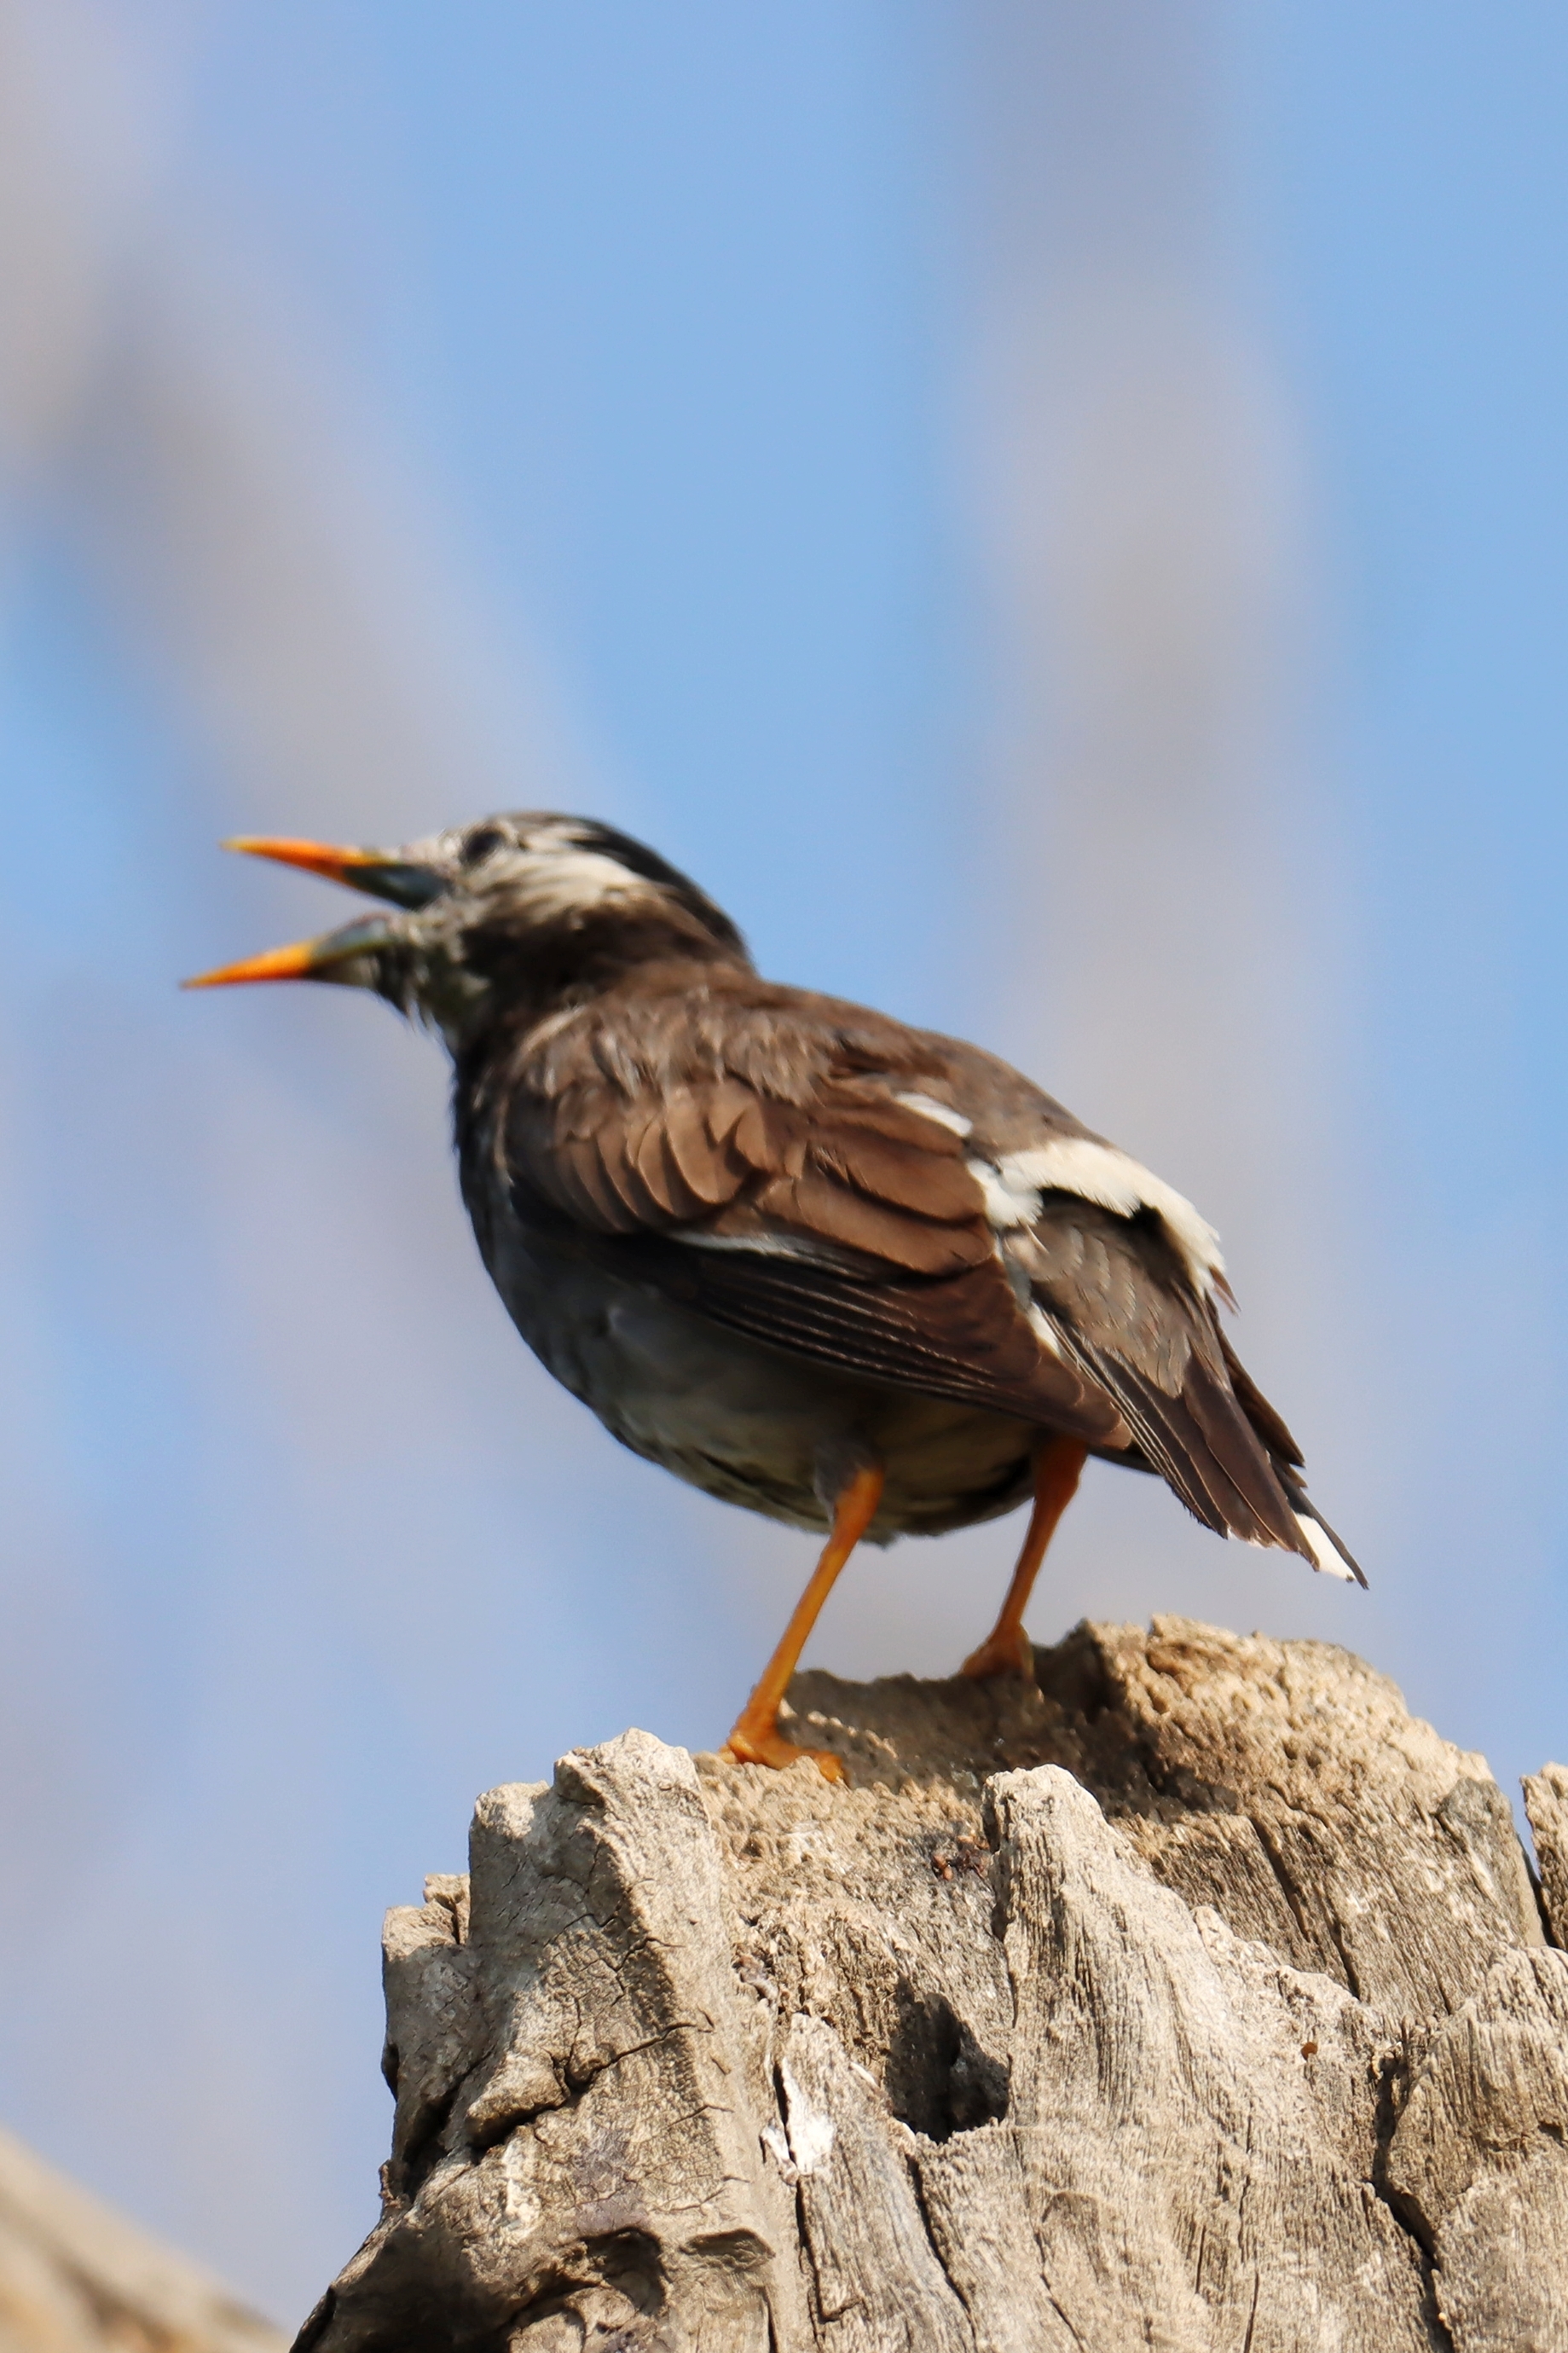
[182, 833, 447, 990]
[219, 835, 447, 909]
[182, 915, 396, 990]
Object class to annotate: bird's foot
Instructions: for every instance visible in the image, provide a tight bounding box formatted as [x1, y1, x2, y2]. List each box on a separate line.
[722, 1716, 846, 1782]
[959, 1623, 1036, 1680]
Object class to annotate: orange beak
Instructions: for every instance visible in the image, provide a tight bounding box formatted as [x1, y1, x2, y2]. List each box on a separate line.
[182, 832, 448, 989]
[219, 834, 447, 908]
[222, 836, 385, 889]
[182, 914, 396, 991]
[183, 939, 325, 988]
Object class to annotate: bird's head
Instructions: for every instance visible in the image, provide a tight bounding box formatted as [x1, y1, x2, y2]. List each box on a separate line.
[183, 812, 750, 1046]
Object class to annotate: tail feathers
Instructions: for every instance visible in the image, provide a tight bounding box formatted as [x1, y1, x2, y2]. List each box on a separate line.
[1182, 1356, 1306, 1552]
[1050, 1318, 1368, 1587]
[1282, 1490, 1368, 1589]
[1218, 1329, 1305, 1468]
[1060, 1330, 1304, 1554]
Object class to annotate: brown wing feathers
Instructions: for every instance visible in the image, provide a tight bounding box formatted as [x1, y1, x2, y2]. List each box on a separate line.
[739, 1091, 987, 1277]
[521, 1072, 992, 1277]
[623, 1238, 1119, 1438]
[507, 1058, 1122, 1439]
[506, 1006, 1346, 1571]
[1014, 1195, 1319, 1559]
[663, 1091, 741, 1203]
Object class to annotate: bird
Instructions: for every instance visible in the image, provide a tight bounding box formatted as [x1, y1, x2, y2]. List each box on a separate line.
[186, 813, 1362, 1779]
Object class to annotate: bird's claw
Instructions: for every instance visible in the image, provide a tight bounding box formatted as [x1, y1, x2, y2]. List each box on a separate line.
[959, 1625, 1037, 1680]
[722, 1721, 846, 1782]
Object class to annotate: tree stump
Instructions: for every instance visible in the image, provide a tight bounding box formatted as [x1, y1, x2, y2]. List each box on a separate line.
[294, 1618, 1568, 2351]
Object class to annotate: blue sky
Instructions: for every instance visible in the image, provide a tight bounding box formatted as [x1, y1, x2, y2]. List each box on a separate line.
[0, 2, 1565, 2322]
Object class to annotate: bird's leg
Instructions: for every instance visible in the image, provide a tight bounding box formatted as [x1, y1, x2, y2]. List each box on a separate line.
[723, 1461, 885, 1783]
[961, 1435, 1088, 1679]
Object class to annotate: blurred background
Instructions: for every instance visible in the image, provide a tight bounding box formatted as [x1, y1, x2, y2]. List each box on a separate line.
[0, 0, 1565, 2326]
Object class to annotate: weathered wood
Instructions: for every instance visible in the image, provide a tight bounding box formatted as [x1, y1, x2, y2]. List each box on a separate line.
[0, 2123, 283, 2353]
[1523, 1762, 1568, 1947]
[296, 1618, 1568, 2351]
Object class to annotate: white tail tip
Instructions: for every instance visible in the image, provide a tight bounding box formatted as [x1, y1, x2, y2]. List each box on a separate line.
[1296, 1511, 1356, 1581]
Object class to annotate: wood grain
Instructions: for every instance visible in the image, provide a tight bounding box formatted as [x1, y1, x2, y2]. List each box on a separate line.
[298, 1619, 1565, 2351]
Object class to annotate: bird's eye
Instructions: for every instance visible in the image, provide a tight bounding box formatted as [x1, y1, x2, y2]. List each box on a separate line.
[462, 826, 506, 866]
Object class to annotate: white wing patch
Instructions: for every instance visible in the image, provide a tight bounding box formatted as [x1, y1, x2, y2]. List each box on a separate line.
[675, 1227, 847, 1265]
[967, 1135, 1227, 1301]
[1025, 1301, 1063, 1358]
[894, 1091, 973, 1139]
[969, 1159, 1045, 1232]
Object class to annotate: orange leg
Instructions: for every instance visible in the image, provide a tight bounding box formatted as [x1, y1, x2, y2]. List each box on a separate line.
[724, 1462, 885, 1783]
[961, 1436, 1088, 1679]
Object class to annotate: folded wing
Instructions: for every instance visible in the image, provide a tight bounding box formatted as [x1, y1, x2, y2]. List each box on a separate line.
[503, 1067, 1125, 1444]
[497, 1004, 1361, 1583]
[1003, 1191, 1363, 1582]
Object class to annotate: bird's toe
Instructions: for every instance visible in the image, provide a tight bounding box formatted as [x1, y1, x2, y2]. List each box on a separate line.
[722, 1720, 846, 1782]
[959, 1625, 1037, 1681]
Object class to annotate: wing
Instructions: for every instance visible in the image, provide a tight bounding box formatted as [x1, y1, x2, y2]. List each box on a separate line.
[485, 973, 1360, 1579]
[499, 1059, 1126, 1445]
[1000, 1193, 1364, 1583]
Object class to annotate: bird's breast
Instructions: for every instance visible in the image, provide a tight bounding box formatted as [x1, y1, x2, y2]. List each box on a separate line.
[479, 1212, 1038, 1539]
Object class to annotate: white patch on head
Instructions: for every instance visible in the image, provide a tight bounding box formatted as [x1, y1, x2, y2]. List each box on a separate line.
[1295, 1512, 1356, 1581]
[894, 1091, 973, 1139]
[512, 846, 654, 924]
[967, 1135, 1226, 1301]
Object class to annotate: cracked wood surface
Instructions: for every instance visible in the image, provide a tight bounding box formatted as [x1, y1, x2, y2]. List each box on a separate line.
[295, 1618, 1568, 2351]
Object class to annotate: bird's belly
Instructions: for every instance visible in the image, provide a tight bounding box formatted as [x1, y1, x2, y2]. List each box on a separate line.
[488, 1229, 1036, 1539]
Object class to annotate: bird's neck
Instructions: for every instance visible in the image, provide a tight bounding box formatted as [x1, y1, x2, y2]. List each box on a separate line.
[443, 912, 750, 1063]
